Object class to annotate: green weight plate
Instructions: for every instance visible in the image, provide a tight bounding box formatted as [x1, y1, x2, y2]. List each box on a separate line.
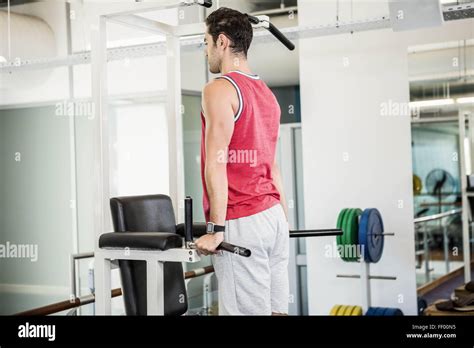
[344, 209, 355, 262]
[342, 208, 355, 261]
[341, 209, 350, 255]
[341, 208, 353, 260]
[343, 208, 355, 261]
[343, 208, 362, 262]
[336, 209, 348, 244]
[337, 209, 349, 261]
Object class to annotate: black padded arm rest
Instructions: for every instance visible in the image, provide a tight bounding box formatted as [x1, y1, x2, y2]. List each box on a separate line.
[176, 223, 207, 238]
[99, 232, 183, 251]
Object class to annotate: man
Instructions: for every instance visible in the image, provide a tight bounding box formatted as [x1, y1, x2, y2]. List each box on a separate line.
[195, 7, 289, 316]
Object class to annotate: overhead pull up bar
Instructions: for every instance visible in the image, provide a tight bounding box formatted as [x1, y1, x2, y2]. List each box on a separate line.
[247, 14, 296, 51]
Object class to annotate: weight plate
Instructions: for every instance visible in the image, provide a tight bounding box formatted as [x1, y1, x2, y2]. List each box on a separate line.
[341, 208, 352, 261]
[383, 307, 404, 316]
[392, 308, 404, 316]
[359, 209, 369, 262]
[350, 306, 363, 316]
[330, 305, 342, 316]
[336, 209, 349, 261]
[374, 307, 386, 316]
[413, 174, 422, 195]
[345, 208, 362, 262]
[359, 208, 385, 263]
[336, 209, 347, 250]
[365, 307, 376, 316]
[343, 305, 355, 316]
[342, 209, 356, 261]
[337, 305, 348, 316]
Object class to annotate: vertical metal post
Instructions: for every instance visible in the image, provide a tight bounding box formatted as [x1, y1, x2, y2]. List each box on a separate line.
[166, 33, 185, 224]
[279, 125, 300, 315]
[360, 260, 371, 311]
[66, 2, 80, 310]
[92, 15, 109, 244]
[95, 255, 112, 315]
[459, 109, 472, 283]
[423, 224, 430, 284]
[69, 254, 76, 299]
[92, 15, 111, 315]
[467, 111, 474, 282]
[202, 273, 214, 315]
[443, 223, 450, 274]
[146, 260, 164, 315]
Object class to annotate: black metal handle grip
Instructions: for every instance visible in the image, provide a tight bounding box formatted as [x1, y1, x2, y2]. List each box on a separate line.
[218, 242, 251, 257]
[247, 14, 260, 25]
[268, 22, 295, 51]
[184, 197, 193, 243]
[199, 0, 213, 8]
[247, 14, 295, 51]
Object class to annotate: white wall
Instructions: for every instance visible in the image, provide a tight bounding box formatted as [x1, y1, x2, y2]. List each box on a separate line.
[299, 27, 417, 315]
[298, 0, 473, 315]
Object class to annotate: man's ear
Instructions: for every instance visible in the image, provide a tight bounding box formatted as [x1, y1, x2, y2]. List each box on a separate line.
[217, 33, 228, 48]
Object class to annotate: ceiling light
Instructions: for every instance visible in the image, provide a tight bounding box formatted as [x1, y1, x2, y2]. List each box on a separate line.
[457, 97, 474, 104]
[410, 99, 454, 108]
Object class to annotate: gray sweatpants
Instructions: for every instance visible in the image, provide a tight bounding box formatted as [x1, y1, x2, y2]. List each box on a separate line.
[212, 203, 289, 315]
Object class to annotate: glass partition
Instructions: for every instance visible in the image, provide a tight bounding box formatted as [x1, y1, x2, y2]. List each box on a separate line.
[409, 40, 473, 287]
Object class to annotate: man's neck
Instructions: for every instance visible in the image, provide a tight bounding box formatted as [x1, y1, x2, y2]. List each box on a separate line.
[221, 56, 252, 76]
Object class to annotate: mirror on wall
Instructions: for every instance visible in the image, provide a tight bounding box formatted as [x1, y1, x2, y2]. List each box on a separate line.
[409, 40, 474, 288]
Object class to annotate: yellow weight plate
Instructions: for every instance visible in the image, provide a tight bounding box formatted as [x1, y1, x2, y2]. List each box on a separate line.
[350, 306, 363, 316]
[413, 174, 422, 195]
[343, 305, 355, 316]
[337, 305, 347, 316]
[330, 304, 342, 316]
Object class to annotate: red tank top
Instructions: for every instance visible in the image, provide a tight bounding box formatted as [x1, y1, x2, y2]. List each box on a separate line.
[201, 71, 281, 222]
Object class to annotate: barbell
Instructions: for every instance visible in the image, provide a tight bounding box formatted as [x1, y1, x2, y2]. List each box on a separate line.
[183, 197, 343, 258]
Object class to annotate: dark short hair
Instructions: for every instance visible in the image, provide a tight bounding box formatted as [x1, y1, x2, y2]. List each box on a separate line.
[205, 7, 253, 57]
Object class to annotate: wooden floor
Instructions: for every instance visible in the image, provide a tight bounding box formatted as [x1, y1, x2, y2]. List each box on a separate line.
[418, 263, 473, 315]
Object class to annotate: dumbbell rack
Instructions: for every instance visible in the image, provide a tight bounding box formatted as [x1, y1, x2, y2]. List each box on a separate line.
[336, 233, 396, 312]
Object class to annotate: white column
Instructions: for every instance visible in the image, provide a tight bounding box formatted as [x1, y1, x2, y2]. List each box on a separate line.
[166, 34, 185, 223]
